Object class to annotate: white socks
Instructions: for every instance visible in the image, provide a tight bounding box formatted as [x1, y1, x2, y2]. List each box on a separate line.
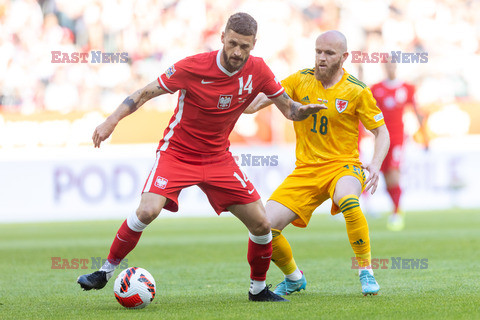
[359, 268, 374, 276]
[99, 260, 115, 280]
[248, 232, 272, 244]
[250, 280, 266, 295]
[126, 212, 148, 232]
[285, 268, 303, 281]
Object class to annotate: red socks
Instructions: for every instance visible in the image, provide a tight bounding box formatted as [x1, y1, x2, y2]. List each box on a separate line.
[247, 239, 272, 281]
[387, 185, 402, 213]
[106, 218, 273, 284]
[107, 220, 142, 264]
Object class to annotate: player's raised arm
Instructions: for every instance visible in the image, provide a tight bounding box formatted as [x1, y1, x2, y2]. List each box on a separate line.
[363, 124, 390, 194]
[92, 80, 168, 148]
[270, 92, 326, 121]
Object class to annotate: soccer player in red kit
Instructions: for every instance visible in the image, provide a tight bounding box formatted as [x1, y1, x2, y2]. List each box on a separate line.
[77, 12, 324, 302]
[371, 61, 426, 231]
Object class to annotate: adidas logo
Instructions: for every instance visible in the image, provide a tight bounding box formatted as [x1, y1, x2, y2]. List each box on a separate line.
[301, 96, 310, 103]
[353, 239, 365, 245]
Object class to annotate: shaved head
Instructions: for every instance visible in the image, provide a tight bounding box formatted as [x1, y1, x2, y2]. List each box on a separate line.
[316, 30, 348, 53]
[314, 30, 349, 86]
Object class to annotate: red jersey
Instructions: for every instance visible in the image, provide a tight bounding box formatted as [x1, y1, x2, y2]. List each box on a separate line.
[157, 50, 284, 161]
[371, 80, 415, 144]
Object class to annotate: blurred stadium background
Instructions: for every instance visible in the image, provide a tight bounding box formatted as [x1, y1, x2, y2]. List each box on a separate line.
[1, 0, 480, 222]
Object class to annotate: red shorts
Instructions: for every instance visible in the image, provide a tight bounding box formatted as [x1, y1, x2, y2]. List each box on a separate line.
[381, 143, 403, 172]
[142, 151, 260, 214]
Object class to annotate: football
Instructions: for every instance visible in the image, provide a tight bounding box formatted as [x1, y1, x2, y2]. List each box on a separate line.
[113, 267, 156, 309]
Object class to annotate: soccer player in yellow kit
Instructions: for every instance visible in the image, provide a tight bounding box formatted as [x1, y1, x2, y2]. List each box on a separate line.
[245, 30, 390, 295]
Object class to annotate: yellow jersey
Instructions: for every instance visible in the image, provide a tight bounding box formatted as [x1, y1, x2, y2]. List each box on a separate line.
[282, 68, 385, 166]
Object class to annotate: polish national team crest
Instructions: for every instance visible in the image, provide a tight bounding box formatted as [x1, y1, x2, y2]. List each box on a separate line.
[335, 99, 349, 113]
[154, 176, 168, 189]
[217, 95, 233, 109]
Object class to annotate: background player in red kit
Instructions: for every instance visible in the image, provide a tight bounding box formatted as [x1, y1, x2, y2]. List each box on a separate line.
[371, 61, 427, 231]
[77, 12, 324, 301]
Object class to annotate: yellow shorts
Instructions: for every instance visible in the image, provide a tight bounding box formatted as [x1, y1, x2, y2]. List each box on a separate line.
[269, 161, 366, 228]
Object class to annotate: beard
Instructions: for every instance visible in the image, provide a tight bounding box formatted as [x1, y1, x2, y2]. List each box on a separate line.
[315, 56, 342, 82]
[222, 49, 248, 72]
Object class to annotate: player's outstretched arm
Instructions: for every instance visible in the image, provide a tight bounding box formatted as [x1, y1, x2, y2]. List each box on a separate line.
[243, 93, 273, 114]
[92, 80, 168, 148]
[363, 124, 390, 194]
[271, 92, 326, 121]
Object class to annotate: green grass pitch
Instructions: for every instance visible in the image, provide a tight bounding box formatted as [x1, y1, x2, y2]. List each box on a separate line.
[1, 209, 479, 319]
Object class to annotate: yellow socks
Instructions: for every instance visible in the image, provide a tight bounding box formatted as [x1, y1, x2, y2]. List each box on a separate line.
[271, 228, 298, 275]
[271, 194, 372, 274]
[339, 195, 371, 268]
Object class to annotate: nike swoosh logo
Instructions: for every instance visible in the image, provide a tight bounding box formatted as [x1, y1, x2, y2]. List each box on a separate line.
[248, 188, 255, 194]
[116, 234, 128, 242]
[261, 255, 272, 259]
[201, 79, 214, 84]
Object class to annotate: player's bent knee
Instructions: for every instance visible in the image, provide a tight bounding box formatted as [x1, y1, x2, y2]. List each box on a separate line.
[136, 205, 161, 224]
[136, 193, 167, 224]
[249, 219, 271, 236]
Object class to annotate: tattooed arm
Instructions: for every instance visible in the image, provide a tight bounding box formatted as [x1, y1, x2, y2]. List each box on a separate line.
[92, 80, 167, 148]
[259, 92, 326, 121]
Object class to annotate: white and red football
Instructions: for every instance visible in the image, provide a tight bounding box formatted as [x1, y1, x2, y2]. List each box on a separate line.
[113, 267, 156, 309]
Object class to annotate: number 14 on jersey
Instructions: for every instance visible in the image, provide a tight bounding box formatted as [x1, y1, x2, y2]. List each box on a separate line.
[238, 75, 253, 95]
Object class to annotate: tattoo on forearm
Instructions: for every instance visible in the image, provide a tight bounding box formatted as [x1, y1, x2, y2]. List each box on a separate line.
[291, 101, 313, 121]
[123, 97, 137, 113]
[281, 92, 302, 120]
[291, 102, 301, 120]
